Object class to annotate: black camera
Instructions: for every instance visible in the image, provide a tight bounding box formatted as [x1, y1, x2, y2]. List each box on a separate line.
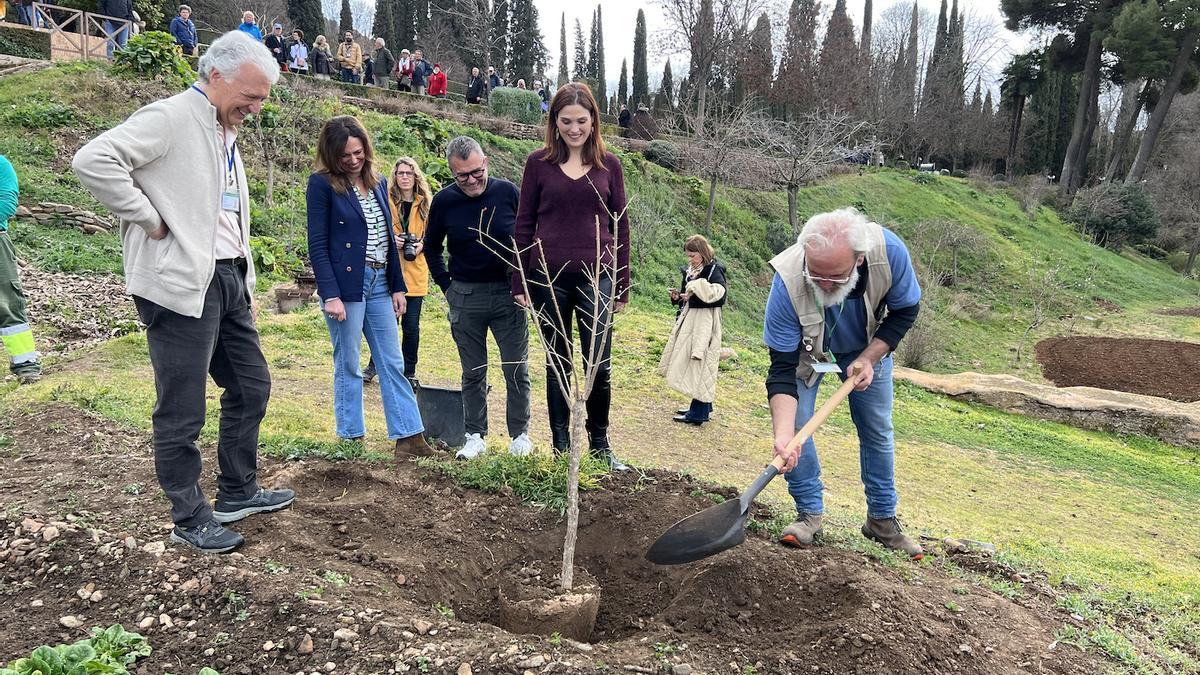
[400, 233, 420, 261]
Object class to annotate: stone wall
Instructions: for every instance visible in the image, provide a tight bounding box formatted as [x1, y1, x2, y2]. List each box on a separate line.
[16, 202, 113, 235]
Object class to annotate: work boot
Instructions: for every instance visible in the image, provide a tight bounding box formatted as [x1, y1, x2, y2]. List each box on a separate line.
[588, 431, 629, 472]
[550, 426, 571, 459]
[362, 358, 377, 383]
[862, 516, 924, 560]
[213, 488, 295, 524]
[395, 433, 435, 460]
[169, 519, 244, 554]
[779, 512, 824, 548]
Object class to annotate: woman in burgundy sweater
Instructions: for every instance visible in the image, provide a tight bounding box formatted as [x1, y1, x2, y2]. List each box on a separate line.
[513, 82, 631, 471]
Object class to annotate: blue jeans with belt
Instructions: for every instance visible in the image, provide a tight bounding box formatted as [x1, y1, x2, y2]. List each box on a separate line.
[783, 353, 898, 519]
[323, 266, 423, 440]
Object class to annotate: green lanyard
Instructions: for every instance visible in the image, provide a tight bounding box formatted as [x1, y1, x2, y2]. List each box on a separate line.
[815, 299, 845, 363]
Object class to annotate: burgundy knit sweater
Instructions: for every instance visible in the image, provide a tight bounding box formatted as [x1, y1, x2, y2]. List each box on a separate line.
[512, 149, 632, 301]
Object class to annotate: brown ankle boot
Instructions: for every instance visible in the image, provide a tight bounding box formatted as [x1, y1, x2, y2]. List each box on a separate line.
[394, 433, 434, 461]
[862, 516, 924, 559]
[779, 513, 824, 548]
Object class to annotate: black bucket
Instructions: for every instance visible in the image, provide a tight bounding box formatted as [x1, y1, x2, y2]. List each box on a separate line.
[413, 380, 466, 447]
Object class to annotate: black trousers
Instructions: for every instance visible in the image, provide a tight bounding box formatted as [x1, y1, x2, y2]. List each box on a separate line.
[400, 295, 423, 379]
[529, 272, 613, 450]
[133, 261, 271, 527]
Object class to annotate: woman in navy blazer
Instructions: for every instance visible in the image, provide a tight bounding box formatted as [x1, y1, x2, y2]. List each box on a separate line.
[306, 115, 430, 459]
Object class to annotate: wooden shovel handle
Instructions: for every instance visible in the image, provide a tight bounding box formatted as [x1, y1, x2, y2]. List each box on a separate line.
[769, 364, 862, 472]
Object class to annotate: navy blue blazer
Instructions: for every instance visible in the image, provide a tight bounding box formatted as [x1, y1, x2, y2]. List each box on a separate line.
[306, 172, 406, 302]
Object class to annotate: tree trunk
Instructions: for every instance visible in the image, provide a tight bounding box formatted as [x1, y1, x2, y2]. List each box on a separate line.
[787, 184, 799, 233]
[559, 397, 587, 592]
[266, 160, 275, 207]
[1186, 223, 1200, 276]
[704, 173, 717, 232]
[1059, 29, 1104, 199]
[696, 85, 708, 138]
[1126, 26, 1200, 184]
[1006, 96, 1025, 179]
[1103, 79, 1147, 182]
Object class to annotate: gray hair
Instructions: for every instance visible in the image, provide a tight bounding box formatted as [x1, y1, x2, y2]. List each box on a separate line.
[798, 207, 873, 256]
[178, 4, 191, 12]
[445, 135, 483, 164]
[375, 37, 385, 46]
[198, 30, 280, 85]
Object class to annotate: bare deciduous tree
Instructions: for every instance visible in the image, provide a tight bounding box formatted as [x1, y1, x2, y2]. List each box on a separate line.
[675, 92, 767, 231]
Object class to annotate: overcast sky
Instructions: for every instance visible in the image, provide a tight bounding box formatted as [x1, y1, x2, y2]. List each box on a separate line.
[532, 0, 1027, 93]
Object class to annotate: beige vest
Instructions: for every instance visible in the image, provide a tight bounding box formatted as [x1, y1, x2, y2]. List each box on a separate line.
[768, 222, 893, 386]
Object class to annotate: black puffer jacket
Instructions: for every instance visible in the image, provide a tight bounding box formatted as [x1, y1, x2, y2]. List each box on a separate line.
[673, 260, 728, 312]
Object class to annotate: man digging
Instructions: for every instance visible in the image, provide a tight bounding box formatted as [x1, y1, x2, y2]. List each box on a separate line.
[764, 208, 924, 559]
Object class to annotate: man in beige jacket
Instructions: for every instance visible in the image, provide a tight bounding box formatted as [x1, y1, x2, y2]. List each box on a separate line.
[72, 30, 294, 554]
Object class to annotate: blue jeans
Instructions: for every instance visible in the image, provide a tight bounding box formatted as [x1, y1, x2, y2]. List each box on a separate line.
[340, 68, 359, 84]
[322, 267, 423, 440]
[19, 4, 42, 27]
[103, 20, 129, 59]
[783, 353, 898, 519]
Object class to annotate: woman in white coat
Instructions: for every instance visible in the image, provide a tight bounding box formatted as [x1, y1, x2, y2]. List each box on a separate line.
[659, 234, 726, 426]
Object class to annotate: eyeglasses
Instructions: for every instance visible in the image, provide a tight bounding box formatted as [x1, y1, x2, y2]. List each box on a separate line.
[802, 262, 855, 284]
[453, 167, 486, 183]
[394, 170, 415, 178]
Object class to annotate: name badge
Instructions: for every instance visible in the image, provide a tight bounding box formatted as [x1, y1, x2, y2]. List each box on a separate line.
[812, 362, 842, 374]
[221, 190, 240, 211]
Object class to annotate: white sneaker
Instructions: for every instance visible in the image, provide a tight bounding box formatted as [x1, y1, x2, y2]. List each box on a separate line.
[455, 433, 486, 460]
[508, 433, 533, 457]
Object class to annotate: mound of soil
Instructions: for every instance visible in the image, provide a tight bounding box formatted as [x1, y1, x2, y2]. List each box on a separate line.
[0, 404, 1102, 673]
[1036, 336, 1200, 402]
[1157, 306, 1200, 317]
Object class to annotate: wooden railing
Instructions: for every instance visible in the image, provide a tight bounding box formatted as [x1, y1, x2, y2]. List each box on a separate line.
[32, 1, 132, 62]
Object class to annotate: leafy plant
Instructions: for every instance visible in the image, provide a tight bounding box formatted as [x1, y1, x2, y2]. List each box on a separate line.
[321, 569, 351, 588]
[0, 624, 151, 675]
[1, 101, 78, 129]
[403, 112, 450, 154]
[487, 88, 544, 125]
[432, 601, 455, 620]
[249, 235, 303, 280]
[113, 31, 195, 89]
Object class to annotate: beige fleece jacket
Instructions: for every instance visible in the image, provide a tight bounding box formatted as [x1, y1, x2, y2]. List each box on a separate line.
[72, 87, 255, 318]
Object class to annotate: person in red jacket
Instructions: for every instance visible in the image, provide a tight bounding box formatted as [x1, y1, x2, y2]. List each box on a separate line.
[428, 63, 448, 98]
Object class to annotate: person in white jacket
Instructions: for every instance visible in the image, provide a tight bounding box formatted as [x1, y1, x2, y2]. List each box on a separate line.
[71, 31, 294, 555]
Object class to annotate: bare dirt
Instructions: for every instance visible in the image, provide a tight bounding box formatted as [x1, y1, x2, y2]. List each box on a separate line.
[1, 403, 1104, 674]
[1156, 306, 1200, 317]
[1036, 336, 1200, 403]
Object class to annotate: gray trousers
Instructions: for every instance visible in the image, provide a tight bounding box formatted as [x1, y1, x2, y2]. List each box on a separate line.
[133, 260, 270, 527]
[445, 280, 530, 438]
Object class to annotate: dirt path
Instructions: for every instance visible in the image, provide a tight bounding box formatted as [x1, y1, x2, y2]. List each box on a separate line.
[0, 403, 1103, 673]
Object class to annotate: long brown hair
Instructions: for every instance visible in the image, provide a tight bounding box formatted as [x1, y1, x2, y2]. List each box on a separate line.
[315, 115, 380, 194]
[684, 234, 715, 265]
[542, 81, 607, 167]
[388, 156, 432, 222]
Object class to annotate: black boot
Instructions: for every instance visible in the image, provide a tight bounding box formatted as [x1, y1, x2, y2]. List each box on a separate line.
[588, 429, 629, 472]
[551, 426, 571, 458]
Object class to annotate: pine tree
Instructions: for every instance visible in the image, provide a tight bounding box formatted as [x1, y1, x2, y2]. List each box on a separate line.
[573, 18, 587, 81]
[773, 0, 821, 114]
[815, 0, 861, 112]
[631, 9, 649, 108]
[509, 0, 548, 84]
[593, 5, 606, 107]
[491, 0, 510, 78]
[372, 0, 393, 46]
[557, 12, 569, 88]
[618, 58, 628, 107]
[654, 59, 674, 116]
[339, 0, 353, 35]
[287, 0, 324, 48]
[743, 12, 774, 107]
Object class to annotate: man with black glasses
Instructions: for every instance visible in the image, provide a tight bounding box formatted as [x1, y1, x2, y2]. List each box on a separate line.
[423, 136, 532, 461]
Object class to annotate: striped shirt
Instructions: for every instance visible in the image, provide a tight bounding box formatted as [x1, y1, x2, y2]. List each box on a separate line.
[355, 185, 389, 265]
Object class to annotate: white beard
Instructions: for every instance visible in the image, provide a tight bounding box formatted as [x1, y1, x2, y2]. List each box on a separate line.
[806, 266, 860, 307]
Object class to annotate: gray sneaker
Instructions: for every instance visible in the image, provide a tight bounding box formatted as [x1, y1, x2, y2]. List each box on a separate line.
[779, 512, 824, 548]
[170, 519, 244, 554]
[862, 516, 924, 559]
[213, 488, 295, 524]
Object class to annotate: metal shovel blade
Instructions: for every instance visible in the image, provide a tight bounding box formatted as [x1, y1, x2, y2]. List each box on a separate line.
[644, 498, 750, 565]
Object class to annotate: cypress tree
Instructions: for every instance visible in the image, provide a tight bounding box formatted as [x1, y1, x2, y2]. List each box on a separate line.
[557, 12, 569, 88]
[631, 9, 649, 108]
[617, 58, 628, 107]
[815, 0, 860, 112]
[744, 11, 774, 107]
[491, 0, 510, 77]
[393, 0, 414, 51]
[573, 18, 587, 81]
[593, 5, 606, 106]
[372, 0, 393, 46]
[288, 0, 324, 49]
[773, 0, 820, 113]
[508, 0, 547, 84]
[339, 0, 353, 35]
[413, 0, 429, 40]
[860, 0, 873, 58]
[653, 59, 674, 116]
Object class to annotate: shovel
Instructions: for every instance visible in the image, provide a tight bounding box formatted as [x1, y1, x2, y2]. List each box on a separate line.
[645, 365, 861, 565]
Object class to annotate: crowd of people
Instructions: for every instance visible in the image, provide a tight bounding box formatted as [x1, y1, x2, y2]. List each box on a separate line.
[58, 29, 926, 561]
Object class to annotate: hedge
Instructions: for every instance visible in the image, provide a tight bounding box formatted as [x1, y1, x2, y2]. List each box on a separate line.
[0, 24, 52, 60]
[488, 87, 543, 125]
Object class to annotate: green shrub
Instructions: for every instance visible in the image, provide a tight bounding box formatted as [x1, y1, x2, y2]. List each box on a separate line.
[912, 173, 935, 185]
[113, 31, 194, 89]
[765, 221, 795, 255]
[1068, 183, 1160, 249]
[643, 139, 681, 172]
[894, 160, 910, 170]
[0, 24, 51, 60]
[488, 87, 543, 125]
[952, 169, 967, 178]
[1, 101, 78, 129]
[250, 235, 303, 280]
[1133, 242, 1169, 260]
